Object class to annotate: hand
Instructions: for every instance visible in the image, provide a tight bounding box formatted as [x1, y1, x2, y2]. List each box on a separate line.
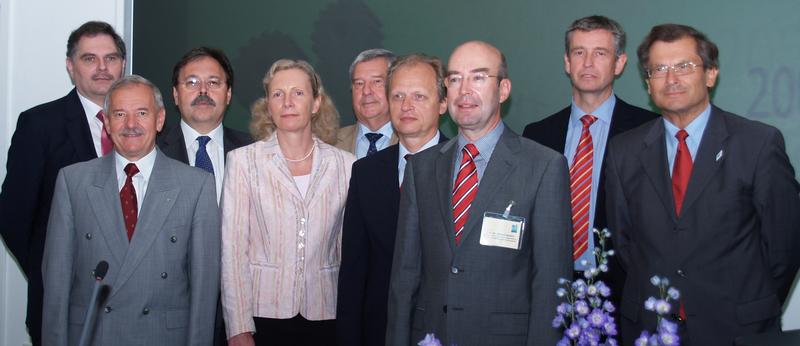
[228, 332, 255, 346]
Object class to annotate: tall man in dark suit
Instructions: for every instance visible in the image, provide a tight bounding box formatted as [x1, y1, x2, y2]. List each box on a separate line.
[0, 21, 126, 345]
[522, 15, 657, 306]
[157, 47, 252, 203]
[387, 41, 572, 346]
[337, 53, 448, 346]
[605, 24, 800, 345]
[42, 75, 220, 345]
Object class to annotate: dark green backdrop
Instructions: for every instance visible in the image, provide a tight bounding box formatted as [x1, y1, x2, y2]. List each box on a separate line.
[134, 0, 800, 174]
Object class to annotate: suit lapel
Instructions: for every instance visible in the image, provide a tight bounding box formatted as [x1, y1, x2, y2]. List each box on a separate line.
[88, 155, 129, 266]
[158, 125, 190, 164]
[679, 107, 728, 215]
[459, 128, 517, 244]
[112, 151, 179, 295]
[549, 108, 570, 153]
[638, 120, 676, 221]
[64, 89, 98, 161]
[435, 139, 458, 249]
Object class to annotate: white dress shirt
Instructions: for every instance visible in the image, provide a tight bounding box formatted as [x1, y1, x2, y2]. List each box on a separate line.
[77, 91, 105, 157]
[114, 148, 157, 213]
[180, 120, 225, 202]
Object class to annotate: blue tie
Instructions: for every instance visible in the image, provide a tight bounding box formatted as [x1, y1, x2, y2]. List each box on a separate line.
[195, 136, 214, 175]
[365, 133, 383, 156]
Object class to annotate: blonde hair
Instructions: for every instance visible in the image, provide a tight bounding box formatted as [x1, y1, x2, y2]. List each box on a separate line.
[250, 59, 340, 144]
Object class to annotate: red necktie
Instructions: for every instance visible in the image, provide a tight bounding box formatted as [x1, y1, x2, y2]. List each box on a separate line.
[672, 130, 693, 216]
[570, 115, 597, 260]
[96, 110, 113, 155]
[452, 144, 479, 245]
[120, 163, 139, 241]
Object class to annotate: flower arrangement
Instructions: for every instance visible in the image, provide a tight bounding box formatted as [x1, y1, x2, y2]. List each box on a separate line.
[634, 276, 681, 346]
[418, 333, 443, 346]
[553, 228, 618, 346]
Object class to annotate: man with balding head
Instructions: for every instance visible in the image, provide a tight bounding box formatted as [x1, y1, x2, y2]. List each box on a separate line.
[386, 41, 572, 346]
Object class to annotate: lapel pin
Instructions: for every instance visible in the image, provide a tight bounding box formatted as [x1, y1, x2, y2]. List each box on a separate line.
[715, 149, 724, 162]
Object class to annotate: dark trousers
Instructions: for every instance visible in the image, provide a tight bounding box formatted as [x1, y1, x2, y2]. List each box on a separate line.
[253, 314, 335, 346]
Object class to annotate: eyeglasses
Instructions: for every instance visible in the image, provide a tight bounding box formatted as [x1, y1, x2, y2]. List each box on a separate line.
[444, 72, 499, 88]
[182, 77, 225, 90]
[646, 61, 703, 79]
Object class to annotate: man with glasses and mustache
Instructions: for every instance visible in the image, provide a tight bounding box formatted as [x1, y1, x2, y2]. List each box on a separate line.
[0, 21, 126, 346]
[158, 47, 252, 204]
[605, 24, 800, 344]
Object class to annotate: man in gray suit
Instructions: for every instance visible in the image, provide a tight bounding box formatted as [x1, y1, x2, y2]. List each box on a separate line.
[42, 75, 220, 345]
[386, 41, 572, 346]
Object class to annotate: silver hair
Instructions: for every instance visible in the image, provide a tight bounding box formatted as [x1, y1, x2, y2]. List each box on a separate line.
[348, 48, 396, 81]
[565, 15, 626, 57]
[103, 74, 165, 113]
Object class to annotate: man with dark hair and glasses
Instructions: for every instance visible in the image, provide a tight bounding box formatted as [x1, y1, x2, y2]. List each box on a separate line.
[605, 23, 800, 345]
[0, 20, 126, 345]
[522, 15, 657, 314]
[157, 47, 252, 204]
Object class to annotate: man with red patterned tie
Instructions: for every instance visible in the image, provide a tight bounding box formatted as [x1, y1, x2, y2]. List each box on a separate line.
[386, 41, 572, 346]
[605, 24, 800, 345]
[42, 75, 220, 345]
[0, 21, 126, 346]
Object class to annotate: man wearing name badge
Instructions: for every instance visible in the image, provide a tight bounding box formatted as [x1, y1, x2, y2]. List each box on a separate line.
[157, 47, 253, 203]
[605, 24, 800, 345]
[522, 15, 657, 309]
[42, 75, 220, 345]
[0, 21, 125, 345]
[386, 41, 572, 346]
[336, 48, 399, 158]
[337, 53, 448, 346]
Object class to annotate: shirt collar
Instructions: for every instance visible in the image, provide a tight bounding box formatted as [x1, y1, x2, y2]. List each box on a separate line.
[457, 120, 505, 162]
[570, 93, 616, 126]
[663, 103, 712, 141]
[399, 131, 441, 159]
[114, 147, 158, 182]
[357, 121, 394, 139]
[77, 91, 103, 120]
[180, 120, 224, 149]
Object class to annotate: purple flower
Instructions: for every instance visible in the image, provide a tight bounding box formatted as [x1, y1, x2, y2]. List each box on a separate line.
[667, 287, 680, 300]
[566, 323, 581, 339]
[588, 308, 606, 327]
[556, 302, 571, 315]
[552, 314, 565, 328]
[603, 300, 616, 313]
[417, 333, 443, 346]
[575, 300, 590, 316]
[599, 263, 609, 272]
[634, 332, 650, 346]
[556, 336, 571, 346]
[659, 331, 680, 346]
[587, 284, 598, 296]
[650, 276, 661, 286]
[644, 297, 657, 311]
[654, 299, 672, 315]
[606, 337, 618, 346]
[658, 319, 678, 334]
[558, 278, 570, 285]
[603, 318, 617, 336]
[556, 287, 567, 298]
[597, 282, 611, 298]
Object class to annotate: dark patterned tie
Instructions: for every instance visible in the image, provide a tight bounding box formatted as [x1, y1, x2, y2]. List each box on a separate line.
[120, 163, 139, 241]
[365, 133, 383, 156]
[195, 136, 214, 175]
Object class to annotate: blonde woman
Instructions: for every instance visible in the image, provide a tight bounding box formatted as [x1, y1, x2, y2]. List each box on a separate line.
[221, 59, 354, 346]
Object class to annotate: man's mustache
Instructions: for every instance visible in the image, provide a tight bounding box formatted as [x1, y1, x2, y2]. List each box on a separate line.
[191, 94, 216, 107]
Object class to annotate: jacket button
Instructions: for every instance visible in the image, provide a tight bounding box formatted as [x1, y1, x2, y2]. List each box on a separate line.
[451, 266, 459, 274]
[161, 272, 168, 279]
[104, 306, 112, 313]
[142, 307, 150, 315]
[170, 235, 177, 243]
[676, 269, 686, 278]
[85, 233, 92, 240]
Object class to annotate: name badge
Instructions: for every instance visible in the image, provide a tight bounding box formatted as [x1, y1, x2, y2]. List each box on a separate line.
[479, 201, 526, 250]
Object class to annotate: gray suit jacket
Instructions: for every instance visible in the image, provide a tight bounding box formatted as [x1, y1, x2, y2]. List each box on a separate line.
[42, 149, 221, 346]
[386, 126, 572, 346]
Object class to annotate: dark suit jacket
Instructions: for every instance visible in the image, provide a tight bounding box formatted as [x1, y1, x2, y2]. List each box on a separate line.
[0, 88, 97, 344]
[386, 126, 572, 346]
[156, 122, 253, 164]
[605, 106, 800, 345]
[337, 133, 446, 346]
[522, 96, 658, 311]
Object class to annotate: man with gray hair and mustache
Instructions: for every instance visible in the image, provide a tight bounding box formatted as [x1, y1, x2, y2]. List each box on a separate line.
[157, 47, 252, 203]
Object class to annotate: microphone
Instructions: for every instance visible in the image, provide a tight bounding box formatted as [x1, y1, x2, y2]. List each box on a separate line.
[78, 261, 109, 346]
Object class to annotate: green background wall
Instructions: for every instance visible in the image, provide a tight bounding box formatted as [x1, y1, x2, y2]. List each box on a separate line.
[134, 0, 800, 174]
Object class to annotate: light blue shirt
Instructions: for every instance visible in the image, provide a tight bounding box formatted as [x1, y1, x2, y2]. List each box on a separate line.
[398, 132, 440, 186]
[664, 104, 711, 175]
[453, 121, 505, 186]
[565, 95, 615, 270]
[355, 121, 394, 159]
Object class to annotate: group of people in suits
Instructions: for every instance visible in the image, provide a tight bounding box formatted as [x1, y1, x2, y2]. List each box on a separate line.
[0, 14, 798, 346]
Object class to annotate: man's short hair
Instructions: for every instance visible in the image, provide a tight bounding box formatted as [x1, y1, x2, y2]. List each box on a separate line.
[104, 74, 165, 114]
[637, 23, 719, 75]
[387, 53, 446, 101]
[172, 47, 234, 89]
[348, 48, 396, 82]
[565, 15, 626, 57]
[66, 21, 126, 59]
